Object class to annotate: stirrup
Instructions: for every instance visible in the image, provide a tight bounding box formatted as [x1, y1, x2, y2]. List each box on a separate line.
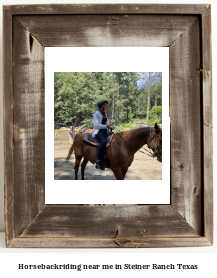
[94, 161, 105, 171]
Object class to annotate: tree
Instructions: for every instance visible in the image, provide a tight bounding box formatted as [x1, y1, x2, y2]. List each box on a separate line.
[146, 72, 152, 121]
[155, 72, 158, 108]
[54, 72, 162, 128]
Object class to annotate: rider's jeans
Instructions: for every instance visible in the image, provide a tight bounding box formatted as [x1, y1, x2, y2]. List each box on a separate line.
[95, 129, 107, 160]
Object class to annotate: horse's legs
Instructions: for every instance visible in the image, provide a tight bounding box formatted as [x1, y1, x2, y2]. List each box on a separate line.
[113, 168, 124, 180]
[81, 156, 89, 180]
[121, 166, 128, 179]
[74, 155, 82, 180]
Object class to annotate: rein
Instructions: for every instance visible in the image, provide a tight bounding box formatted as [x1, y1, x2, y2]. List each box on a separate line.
[112, 126, 161, 158]
[147, 128, 161, 157]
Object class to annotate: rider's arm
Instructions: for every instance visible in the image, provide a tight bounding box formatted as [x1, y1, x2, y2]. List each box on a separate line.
[93, 112, 107, 129]
[106, 115, 110, 125]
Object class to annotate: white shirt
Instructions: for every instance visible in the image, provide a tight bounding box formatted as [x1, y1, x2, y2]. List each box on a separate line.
[92, 110, 110, 138]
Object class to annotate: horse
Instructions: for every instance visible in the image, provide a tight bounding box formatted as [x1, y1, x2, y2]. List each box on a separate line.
[72, 123, 162, 180]
[66, 129, 94, 161]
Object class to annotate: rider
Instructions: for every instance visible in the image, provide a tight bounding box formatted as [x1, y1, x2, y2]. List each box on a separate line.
[92, 100, 114, 170]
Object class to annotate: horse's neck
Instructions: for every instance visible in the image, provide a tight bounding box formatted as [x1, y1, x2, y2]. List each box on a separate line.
[123, 127, 152, 152]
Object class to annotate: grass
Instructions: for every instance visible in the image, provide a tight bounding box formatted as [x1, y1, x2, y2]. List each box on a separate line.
[54, 130, 69, 137]
[147, 118, 162, 126]
[54, 130, 66, 134]
[113, 122, 134, 132]
[113, 117, 161, 132]
[133, 118, 147, 123]
[133, 118, 161, 125]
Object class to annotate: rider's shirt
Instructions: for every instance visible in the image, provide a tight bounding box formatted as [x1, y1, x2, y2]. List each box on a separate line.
[92, 111, 110, 138]
[101, 117, 107, 125]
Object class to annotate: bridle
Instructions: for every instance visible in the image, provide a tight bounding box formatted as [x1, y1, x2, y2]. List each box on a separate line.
[146, 127, 162, 158]
[110, 126, 162, 158]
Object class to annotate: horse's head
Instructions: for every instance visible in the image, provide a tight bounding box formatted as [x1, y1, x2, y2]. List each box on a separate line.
[147, 123, 162, 162]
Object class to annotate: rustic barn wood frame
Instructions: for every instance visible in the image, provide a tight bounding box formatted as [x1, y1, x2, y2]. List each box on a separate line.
[3, 4, 212, 248]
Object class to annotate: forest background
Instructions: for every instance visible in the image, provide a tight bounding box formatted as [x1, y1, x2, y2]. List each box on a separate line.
[54, 72, 162, 131]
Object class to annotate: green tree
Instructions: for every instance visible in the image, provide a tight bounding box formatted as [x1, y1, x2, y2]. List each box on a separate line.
[54, 72, 162, 128]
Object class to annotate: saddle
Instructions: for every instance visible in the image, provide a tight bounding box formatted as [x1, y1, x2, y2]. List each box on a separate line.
[83, 131, 114, 168]
[83, 131, 114, 149]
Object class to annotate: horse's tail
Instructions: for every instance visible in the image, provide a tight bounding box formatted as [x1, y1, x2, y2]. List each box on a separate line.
[66, 144, 74, 161]
[66, 132, 82, 160]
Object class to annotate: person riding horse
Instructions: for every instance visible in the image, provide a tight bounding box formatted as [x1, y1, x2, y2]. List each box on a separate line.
[92, 100, 114, 170]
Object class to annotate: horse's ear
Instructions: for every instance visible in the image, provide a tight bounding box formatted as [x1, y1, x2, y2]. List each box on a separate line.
[155, 123, 159, 133]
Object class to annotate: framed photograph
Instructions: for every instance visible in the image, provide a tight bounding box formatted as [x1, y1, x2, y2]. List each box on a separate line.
[46, 47, 170, 205]
[3, 4, 213, 247]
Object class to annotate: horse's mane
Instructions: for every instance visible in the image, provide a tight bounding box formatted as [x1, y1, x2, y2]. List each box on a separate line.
[116, 124, 162, 136]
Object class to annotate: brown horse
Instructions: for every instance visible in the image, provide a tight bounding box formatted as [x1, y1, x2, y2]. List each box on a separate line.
[66, 129, 94, 161]
[72, 123, 162, 180]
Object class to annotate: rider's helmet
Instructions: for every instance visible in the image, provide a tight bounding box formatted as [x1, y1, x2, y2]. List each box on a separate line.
[97, 100, 108, 108]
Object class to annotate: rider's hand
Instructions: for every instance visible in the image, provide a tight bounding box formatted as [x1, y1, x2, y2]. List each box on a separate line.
[107, 125, 114, 130]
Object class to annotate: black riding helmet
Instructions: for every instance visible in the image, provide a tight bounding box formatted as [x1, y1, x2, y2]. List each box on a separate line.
[97, 100, 108, 108]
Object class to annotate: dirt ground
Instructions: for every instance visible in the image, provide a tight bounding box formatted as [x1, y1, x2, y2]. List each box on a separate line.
[54, 134, 162, 180]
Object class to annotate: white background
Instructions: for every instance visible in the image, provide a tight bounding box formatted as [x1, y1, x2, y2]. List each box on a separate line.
[0, 0, 216, 277]
[45, 47, 170, 204]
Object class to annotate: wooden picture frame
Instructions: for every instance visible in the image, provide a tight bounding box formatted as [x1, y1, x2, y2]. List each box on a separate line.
[3, 4, 213, 248]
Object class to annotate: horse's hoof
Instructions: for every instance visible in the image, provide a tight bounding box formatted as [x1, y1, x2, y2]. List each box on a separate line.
[157, 156, 162, 162]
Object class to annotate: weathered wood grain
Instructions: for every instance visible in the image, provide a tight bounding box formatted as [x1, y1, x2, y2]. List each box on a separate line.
[20, 205, 198, 238]
[3, 7, 14, 247]
[170, 17, 202, 234]
[4, 4, 207, 15]
[3, 4, 213, 248]
[201, 6, 213, 244]
[8, 237, 212, 248]
[203, 125, 213, 244]
[202, 6, 212, 129]
[12, 17, 45, 237]
[16, 15, 197, 47]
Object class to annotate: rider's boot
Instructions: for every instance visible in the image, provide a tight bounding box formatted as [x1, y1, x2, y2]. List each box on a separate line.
[94, 160, 105, 171]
